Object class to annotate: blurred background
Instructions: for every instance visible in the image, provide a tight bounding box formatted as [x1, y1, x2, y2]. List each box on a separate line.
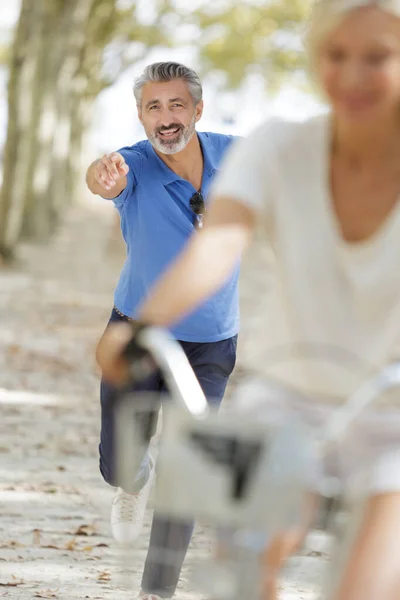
[0, 0, 324, 263]
[0, 1, 327, 598]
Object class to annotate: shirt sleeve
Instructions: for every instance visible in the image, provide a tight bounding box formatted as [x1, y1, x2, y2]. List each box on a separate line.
[211, 120, 279, 215]
[103, 147, 143, 208]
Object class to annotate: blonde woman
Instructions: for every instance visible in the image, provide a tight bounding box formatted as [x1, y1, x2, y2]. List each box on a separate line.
[98, 1, 400, 598]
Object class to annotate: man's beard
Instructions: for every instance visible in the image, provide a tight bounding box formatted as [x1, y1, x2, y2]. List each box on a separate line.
[146, 116, 196, 155]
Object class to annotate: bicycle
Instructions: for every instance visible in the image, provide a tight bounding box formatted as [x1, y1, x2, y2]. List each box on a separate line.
[113, 326, 400, 599]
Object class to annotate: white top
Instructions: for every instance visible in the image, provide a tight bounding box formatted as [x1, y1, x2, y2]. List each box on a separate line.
[213, 114, 400, 405]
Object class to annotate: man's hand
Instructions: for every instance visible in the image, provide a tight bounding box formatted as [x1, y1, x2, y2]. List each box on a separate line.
[86, 152, 129, 198]
[94, 152, 129, 191]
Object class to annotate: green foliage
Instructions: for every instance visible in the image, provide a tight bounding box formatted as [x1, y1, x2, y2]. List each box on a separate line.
[192, 0, 313, 91]
[99, 0, 313, 92]
[2, 0, 313, 95]
[89, 0, 179, 91]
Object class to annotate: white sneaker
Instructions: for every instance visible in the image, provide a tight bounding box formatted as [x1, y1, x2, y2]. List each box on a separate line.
[111, 456, 155, 544]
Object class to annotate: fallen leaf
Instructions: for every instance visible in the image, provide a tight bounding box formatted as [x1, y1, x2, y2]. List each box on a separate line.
[0, 541, 23, 549]
[65, 539, 77, 551]
[34, 591, 58, 599]
[82, 546, 93, 552]
[0, 575, 24, 587]
[97, 571, 111, 582]
[33, 529, 41, 545]
[74, 524, 96, 536]
[7, 344, 21, 355]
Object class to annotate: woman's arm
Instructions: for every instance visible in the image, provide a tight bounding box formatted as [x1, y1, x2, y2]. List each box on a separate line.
[138, 194, 255, 326]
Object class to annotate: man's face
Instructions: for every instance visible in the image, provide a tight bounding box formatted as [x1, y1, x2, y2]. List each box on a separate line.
[138, 79, 203, 155]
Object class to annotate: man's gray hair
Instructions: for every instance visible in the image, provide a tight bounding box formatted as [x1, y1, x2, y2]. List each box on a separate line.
[133, 62, 203, 106]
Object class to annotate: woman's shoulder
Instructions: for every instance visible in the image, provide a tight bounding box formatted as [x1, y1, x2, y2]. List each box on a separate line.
[256, 111, 329, 153]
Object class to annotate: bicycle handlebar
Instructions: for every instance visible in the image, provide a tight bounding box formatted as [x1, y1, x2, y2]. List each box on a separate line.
[136, 326, 209, 418]
[129, 326, 400, 448]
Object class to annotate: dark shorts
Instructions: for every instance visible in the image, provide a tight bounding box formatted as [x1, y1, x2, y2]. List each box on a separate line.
[99, 308, 238, 485]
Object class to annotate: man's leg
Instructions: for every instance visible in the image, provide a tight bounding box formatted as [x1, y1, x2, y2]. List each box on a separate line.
[99, 375, 160, 491]
[99, 309, 162, 542]
[141, 335, 237, 598]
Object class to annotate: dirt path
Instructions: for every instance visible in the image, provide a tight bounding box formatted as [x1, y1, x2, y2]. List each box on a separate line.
[0, 198, 328, 599]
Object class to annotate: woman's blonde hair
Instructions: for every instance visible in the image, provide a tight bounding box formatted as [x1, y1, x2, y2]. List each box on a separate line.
[306, 0, 400, 80]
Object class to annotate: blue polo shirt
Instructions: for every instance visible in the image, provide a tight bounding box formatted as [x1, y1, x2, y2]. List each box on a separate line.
[110, 131, 239, 343]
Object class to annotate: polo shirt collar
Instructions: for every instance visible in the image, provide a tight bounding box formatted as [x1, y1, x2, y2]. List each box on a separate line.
[146, 132, 217, 185]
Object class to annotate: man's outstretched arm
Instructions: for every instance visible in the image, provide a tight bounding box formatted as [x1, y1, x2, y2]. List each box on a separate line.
[86, 152, 129, 199]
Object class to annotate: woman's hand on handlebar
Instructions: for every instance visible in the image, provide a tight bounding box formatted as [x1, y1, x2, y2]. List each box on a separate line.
[96, 321, 155, 387]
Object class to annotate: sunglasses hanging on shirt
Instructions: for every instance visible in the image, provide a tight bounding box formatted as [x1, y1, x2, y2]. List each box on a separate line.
[189, 191, 206, 230]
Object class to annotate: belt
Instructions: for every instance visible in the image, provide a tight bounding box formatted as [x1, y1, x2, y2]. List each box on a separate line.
[113, 306, 134, 322]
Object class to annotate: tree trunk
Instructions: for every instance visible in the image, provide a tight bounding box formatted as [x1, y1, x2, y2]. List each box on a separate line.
[49, 87, 95, 229]
[0, 0, 43, 259]
[20, 0, 62, 240]
[67, 92, 94, 205]
[0, 0, 140, 262]
[50, 0, 119, 221]
[23, 0, 95, 240]
[0, 0, 98, 259]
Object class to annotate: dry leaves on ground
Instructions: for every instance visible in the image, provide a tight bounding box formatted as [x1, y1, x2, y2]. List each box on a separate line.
[28, 529, 108, 554]
[82, 543, 108, 552]
[0, 576, 24, 587]
[33, 529, 41, 545]
[73, 524, 96, 536]
[65, 539, 77, 551]
[0, 541, 24, 549]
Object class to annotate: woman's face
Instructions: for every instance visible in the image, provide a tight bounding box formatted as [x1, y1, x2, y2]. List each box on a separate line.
[317, 7, 400, 126]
